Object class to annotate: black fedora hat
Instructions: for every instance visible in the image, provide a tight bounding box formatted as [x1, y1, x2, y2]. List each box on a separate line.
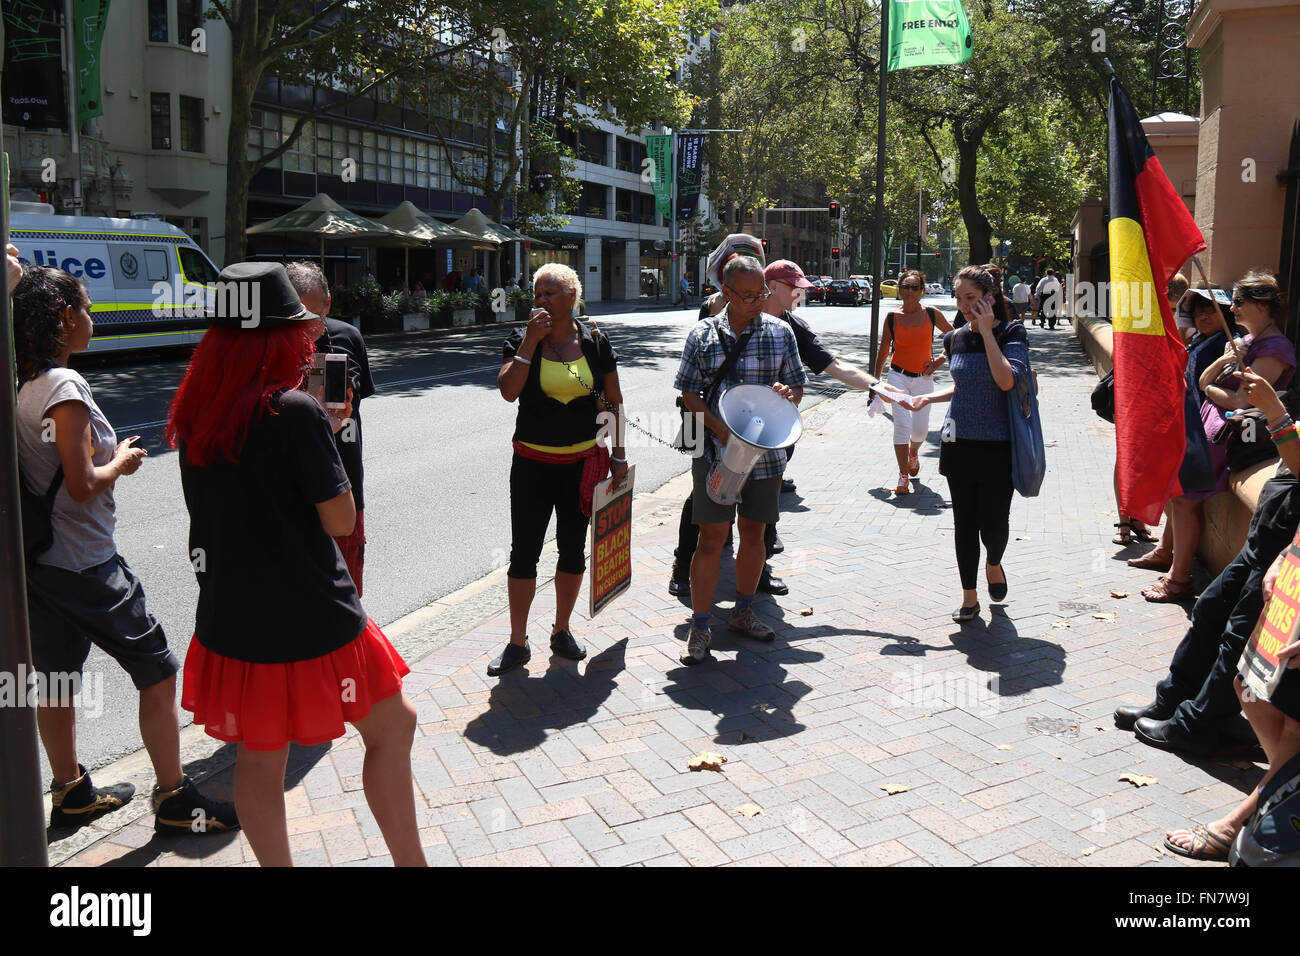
[207, 262, 318, 329]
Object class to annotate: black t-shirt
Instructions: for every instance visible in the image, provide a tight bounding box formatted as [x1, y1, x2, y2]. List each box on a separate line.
[776, 309, 835, 375]
[503, 321, 618, 447]
[179, 389, 366, 664]
[315, 318, 376, 511]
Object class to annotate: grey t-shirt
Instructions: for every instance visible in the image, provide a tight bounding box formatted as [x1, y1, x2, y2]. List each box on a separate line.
[17, 366, 118, 571]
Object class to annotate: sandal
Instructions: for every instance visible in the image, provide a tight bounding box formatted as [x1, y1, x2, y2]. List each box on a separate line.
[907, 453, 920, 477]
[1143, 574, 1194, 603]
[894, 474, 909, 495]
[1131, 522, 1158, 544]
[1163, 824, 1232, 861]
[1128, 550, 1173, 571]
[1113, 521, 1134, 545]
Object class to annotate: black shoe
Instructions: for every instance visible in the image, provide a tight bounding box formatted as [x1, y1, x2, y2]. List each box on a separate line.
[1134, 717, 1221, 757]
[781, 478, 796, 494]
[550, 629, 587, 661]
[987, 565, 1007, 602]
[487, 641, 531, 677]
[153, 775, 239, 834]
[952, 603, 980, 623]
[668, 573, 691, 597]
[758, 566, 788, 596]
[49, 764, 134, 829]
[1114, 700, 1172, 731]
[769, 531, 785, 554]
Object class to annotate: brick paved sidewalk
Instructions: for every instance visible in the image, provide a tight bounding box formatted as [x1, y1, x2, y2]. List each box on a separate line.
[57, 327, 1263, 867]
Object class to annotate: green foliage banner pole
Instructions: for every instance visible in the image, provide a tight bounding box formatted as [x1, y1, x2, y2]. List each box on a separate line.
[646, 133, 673, 220]
[887, 0, 973, 71]
[72, 0, 110, 123]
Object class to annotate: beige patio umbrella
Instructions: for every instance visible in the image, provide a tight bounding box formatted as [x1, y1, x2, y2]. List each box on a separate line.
[448, 208, 553, 286]
[374, 202, 497, 288]
[245, 192, 417, 267]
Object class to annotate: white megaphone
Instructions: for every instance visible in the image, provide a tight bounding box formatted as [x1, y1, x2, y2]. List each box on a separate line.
[706, 384, 804, 506]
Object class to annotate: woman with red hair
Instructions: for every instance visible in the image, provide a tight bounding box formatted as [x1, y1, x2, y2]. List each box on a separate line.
[167, 262, 424, 866]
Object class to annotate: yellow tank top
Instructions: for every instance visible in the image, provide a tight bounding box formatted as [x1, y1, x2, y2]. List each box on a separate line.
[520, 356, 598, 454]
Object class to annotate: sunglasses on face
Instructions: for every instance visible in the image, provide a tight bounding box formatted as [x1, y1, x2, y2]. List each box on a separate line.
[725, 284, 772, 304]
[900, 284, 923, 291]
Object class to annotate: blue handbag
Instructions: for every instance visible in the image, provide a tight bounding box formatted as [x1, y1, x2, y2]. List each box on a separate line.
[1006, 356, 1046, 497]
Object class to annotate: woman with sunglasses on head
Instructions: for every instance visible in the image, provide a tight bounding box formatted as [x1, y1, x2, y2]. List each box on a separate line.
[873, 269, 954, 495]
[907, 264, 1027, 622]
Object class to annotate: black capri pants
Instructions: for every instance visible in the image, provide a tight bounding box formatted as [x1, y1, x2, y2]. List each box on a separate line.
[940, 439, 1014, 591]
[508, 454, 590, 579]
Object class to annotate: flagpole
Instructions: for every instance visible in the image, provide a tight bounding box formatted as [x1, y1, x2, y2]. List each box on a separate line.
[868, 0, 889, 371]
[1190, 254, 1236, 342]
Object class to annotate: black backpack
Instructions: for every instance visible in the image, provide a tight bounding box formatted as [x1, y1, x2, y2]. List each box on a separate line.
[20, 465, 64, 565]
[1091, 369, 1115, 423]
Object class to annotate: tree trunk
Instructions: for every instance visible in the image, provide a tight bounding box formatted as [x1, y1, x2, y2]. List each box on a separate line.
[223, 13, 262, 266]
[956, 135, 992, 265]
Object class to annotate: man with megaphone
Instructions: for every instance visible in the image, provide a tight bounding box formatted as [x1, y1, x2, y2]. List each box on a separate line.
[673, 254, 806, 665]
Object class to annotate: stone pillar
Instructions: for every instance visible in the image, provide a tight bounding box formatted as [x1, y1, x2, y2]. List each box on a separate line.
[584, 235, 603, 303]
[1188, 0, 1300, 284]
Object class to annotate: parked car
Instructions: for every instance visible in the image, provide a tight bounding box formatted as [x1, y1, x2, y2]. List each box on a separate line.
[879, 278, 899, 298]
[826, 279, 866, 306]
[852, 278, 873, 303]
[925, 282, 944, 296]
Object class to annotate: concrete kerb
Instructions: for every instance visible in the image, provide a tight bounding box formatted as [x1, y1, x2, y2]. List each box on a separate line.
[45, 384, 851, 866]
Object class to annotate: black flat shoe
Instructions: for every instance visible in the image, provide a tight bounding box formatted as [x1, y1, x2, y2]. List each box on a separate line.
[758, 566, 788, 596]
[668, 570, 691, 597]
[781, 478, 796, 494]
[1114, 700, 1172, 731]
[1133, 716, 1220, 758]
[952, 603, 980, 623]
[487, 641, 531, 677]
[987, 565, 1007, 602]
[549, 629, 587, 661]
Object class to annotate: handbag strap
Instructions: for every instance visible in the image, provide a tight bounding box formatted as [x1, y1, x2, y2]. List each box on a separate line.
[703, 316, 756, 405]
[45, 466, 64, 504]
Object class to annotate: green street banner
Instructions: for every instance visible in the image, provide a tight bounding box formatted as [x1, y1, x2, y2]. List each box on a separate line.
[887, 0, 973, 71]
[646, 134, 673, 220]
[2, 0, 67, 129]
[74, 0, 113, 123]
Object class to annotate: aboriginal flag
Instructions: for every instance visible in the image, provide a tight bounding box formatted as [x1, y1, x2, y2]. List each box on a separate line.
[1108, 76, 1206, 526]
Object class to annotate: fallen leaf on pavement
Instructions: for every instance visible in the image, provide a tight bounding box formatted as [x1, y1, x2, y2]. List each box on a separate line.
[1093, 612, 1117, 622]
[881, 783, 909, 795]
[1110, 590, 1129, 599]
[1053, 619, 1072, 629]
[1016, 535, 1031, 541]
[799, 607, 814, 616]
[688, 752, 727, 772]
[997, 744, 1013, 751]
[734, 804, 764, 818]
[1081, 846, 1097, 857]
[1119, 773, 1157, 788]
[993, 760, 1003, 765]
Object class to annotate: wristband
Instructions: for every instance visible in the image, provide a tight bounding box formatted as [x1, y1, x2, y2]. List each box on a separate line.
[611, 455, 627, 464]
[1276, 430, 1299, 446]
[513, 354, 532, 365]
[1268, 416, 1294, 434]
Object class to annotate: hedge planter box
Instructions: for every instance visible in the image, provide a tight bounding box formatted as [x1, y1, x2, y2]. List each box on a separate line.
[452, 308, 477, 327]
[402, 312, 429, 332]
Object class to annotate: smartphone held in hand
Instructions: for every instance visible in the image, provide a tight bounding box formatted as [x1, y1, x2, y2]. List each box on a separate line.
[308, 353, 349, 409]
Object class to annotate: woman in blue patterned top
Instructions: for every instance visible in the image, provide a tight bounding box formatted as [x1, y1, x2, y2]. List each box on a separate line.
[909, 264, 1030, 622]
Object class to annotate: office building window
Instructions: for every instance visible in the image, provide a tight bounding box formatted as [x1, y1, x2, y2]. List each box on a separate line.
[148, 0, 168, 41]
[179, 96, 204, 152]
[151, 93, 171, 149]
[177, 0, 204, 48]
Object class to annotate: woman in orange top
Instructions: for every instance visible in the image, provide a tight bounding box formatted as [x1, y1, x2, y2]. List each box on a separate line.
[873, 270, 954, 494]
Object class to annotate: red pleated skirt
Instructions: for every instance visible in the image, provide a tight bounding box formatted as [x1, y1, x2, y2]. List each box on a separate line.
[181, 618, 410, 751]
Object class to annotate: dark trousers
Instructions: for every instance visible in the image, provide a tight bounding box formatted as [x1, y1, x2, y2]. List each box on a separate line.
[672, 447, 793, 573]
[508, 455, 589, 579]
[1156, 476, 1300, 736]
[947, 477, 1013, 591]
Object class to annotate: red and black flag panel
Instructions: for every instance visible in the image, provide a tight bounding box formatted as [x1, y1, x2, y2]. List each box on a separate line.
[1108, 75, 1207, 527]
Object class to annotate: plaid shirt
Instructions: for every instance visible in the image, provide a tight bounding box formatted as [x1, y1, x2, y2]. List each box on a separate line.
[673, 307, 807, 480]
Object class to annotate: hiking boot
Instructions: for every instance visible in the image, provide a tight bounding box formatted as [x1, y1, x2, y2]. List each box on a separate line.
[487, 641, 531, 677]
[728, 606, 775, 642]
[680, 624, 711, 665]
[550, 629, 587, 661]
[49, 764, 134, 829]
[153, 775, 239, 834]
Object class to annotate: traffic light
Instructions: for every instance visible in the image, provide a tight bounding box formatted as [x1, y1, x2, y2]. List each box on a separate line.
[761, 238, 769, 253]
[831, 247, 841, 260]
[829, 202, 840, 219]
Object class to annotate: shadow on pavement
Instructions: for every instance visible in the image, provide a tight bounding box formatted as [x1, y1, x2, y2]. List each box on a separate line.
[463, 639, 630, 756]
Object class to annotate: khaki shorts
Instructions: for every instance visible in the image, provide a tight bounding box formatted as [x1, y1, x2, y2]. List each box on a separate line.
[691, 455, 782, 525]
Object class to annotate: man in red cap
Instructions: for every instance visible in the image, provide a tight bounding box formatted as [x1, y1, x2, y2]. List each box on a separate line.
[667, 259, 881, 598]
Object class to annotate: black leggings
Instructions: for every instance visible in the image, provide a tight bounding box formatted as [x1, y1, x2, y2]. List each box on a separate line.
[941, 440, 1014, 591]
[508, 454, 589, 579]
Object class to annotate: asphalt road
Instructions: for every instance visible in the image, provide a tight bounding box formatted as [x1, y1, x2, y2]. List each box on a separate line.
[56, 296, 955, 772]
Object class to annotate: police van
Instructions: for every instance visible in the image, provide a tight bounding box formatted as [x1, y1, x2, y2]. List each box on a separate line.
[12, 207, 221, 354]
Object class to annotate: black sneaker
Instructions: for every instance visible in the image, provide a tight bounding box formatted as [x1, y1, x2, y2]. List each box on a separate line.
[488, 641, 531, 677]
[550, 629, 587, 661]
[49, 764, 134, 829]
[153, 775, 239, 834]
[668, 563, 691, 597]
